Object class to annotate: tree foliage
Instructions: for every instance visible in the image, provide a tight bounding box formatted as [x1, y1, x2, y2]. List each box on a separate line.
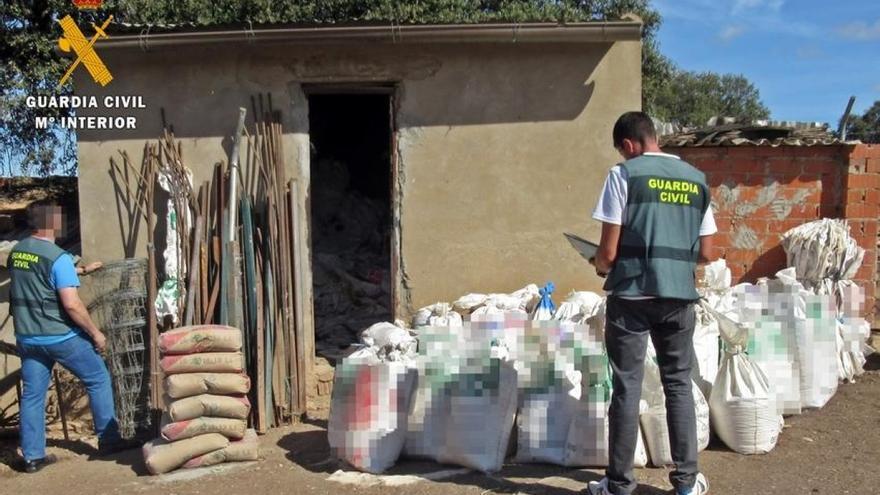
[843, 100, 880, 143]
[1, 0, 768, 175]
[652, 70, 770, 128]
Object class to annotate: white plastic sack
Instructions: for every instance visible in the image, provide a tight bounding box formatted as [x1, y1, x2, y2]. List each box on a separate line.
[553, 291, 604, 323]
[707, 307, 783, 455]
[359, 322, 417, 364]
[514, 322, 614, 467]
[328, 352, 418, 473]
[436, 357, 518, 472]
[692, 303, 721, 399]
[640, 347, 710, 467]
[404, 319, 518, 472]
[452, 293, 489, 315]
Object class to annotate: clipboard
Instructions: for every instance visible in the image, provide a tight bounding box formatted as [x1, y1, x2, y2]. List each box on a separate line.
[563, 232, 599, 262]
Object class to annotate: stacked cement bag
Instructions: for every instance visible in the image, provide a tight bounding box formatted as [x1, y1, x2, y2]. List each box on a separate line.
[403, 317, 518, 472]
[706, 304, 783, 455]
[143, 325, 256, 475]
[328, 322, 418, 473]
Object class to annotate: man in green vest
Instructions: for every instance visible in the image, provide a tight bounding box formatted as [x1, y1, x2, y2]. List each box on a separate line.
[8, 201, 124, 473]
[587, 112, 716, 495]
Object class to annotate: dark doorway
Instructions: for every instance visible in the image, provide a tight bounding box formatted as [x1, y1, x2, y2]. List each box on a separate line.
[308, 92, 393, 362]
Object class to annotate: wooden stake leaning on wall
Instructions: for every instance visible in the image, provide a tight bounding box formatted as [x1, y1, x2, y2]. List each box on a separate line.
[289, 180, 307, 417]
[144, 144, 161, 426]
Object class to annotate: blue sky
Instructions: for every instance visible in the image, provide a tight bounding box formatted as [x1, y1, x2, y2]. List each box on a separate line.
[652, 0, 880, 126]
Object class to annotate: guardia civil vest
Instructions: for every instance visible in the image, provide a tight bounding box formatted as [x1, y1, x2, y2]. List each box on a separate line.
[603, 154, 710, 300]
[7, 237, 76, 336]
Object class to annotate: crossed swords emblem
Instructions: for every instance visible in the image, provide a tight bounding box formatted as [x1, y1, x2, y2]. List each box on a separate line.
[57, 14, 114, 88]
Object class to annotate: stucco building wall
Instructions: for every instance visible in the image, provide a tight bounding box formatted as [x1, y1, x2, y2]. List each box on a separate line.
[76, 39, 642, 317]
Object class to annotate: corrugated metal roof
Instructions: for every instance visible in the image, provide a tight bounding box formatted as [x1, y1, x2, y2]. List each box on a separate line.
[659, 120, 851, 147]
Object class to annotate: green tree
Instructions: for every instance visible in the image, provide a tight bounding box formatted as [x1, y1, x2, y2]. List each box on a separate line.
[2, 1, 767, 175]
[843, 100, 880, 143]
[2, 0, 667, 176]
[652, 70, 770, 128]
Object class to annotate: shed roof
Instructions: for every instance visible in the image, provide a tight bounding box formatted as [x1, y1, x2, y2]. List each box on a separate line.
[659, 121, 846, 148]
[98, 21, 643, 50]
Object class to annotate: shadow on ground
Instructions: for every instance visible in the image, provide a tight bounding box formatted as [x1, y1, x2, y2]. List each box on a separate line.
[277, 417, 670, 494]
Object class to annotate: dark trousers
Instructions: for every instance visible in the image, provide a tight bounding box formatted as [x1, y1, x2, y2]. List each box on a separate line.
[604, 296, 698, 495]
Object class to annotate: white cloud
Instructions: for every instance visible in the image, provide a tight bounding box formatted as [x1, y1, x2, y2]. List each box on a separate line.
[719, 25, 746, 42]
[655, 0, 815, 38]
[733, 0, 785, 13]
[837, 19, 880, 41]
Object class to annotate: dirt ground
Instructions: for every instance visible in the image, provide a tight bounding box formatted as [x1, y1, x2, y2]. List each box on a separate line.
[2, 355, 879, 495]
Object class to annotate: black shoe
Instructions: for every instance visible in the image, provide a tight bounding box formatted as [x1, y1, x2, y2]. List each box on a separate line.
[24, 454, 57, 473]
[96, 438, 142, 457]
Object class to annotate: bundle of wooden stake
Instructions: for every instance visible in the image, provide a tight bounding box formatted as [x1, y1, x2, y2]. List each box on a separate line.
[114, 95, 307, 434]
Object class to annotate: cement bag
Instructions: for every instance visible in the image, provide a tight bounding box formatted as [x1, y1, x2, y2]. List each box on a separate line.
[437, 355, 518, 472]
[327, 349, 418, 474]
[160, 352, 244, 375]
[708, 307, 782, 455]
[159, 325, 242, 354]
[161, 417, 247, 441]
[165, 373, 251, 399]
[167, 394, 251, 422]
[143, 433, 229, 475]
[183, 429, 259, 469]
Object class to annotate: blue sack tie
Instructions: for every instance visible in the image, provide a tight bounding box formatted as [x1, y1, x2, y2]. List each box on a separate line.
[537, 281, 556, 314]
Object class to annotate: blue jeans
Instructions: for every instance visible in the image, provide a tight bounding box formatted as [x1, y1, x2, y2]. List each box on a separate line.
[18, 333, 120, 461]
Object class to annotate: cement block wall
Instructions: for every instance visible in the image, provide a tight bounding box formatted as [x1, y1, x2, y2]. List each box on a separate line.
[665, 144, 880, 323]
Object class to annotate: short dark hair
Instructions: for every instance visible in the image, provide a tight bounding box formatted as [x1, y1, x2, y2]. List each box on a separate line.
[613, 111, 657, 148]
[26, 200, 62, 230]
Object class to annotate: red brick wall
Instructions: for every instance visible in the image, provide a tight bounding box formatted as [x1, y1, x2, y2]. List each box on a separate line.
[663, 144, 880, 323]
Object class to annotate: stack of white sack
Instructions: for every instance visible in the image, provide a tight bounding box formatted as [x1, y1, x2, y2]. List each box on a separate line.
[782, 219, 873, 383]
[781, 219, 864, 283]
[144, 325, 256, 475]
[328, 322, 419, 473]
[704, 302, 784, 454]
[451, 284, 541, 319]
[403, 316, 518, 473]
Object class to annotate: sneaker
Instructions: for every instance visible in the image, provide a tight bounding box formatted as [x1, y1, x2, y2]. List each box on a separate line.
[677, 473, 709, 495]
[23, 454, 57, 473]
[586, 477, 613, 495]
